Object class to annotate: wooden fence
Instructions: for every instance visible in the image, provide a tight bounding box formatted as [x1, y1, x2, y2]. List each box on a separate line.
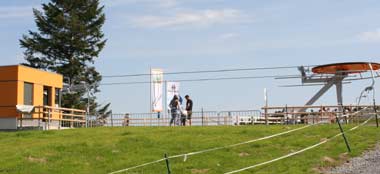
[18, 106, 86, 130]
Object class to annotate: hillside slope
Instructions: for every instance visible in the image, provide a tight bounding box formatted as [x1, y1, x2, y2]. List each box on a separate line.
[0, 125, 378, 174]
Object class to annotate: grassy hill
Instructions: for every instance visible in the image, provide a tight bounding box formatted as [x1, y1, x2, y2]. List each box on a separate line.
[0, 124, 379, 174]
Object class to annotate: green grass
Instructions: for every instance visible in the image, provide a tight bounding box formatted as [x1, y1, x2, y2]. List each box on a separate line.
[0, 124, 378, 174]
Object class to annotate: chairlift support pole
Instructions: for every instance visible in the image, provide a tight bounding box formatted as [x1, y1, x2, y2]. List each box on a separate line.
[295, 63, 380, 153]
[298, 66, 348, 113]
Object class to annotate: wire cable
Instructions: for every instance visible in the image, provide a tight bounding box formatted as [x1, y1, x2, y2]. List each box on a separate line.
[100, 74, 300, 86]
[103, 65, 319, 78]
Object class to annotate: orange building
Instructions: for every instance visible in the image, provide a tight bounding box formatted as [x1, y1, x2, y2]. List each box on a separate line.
[0, 65, 63, 129]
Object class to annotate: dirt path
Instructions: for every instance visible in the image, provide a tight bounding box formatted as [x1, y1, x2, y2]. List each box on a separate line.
[327, 143, 380, 174]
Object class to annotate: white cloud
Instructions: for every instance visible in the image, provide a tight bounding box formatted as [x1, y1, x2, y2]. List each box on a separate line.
[358, 28, 380, 42]
[131, 9, 248, 28]
[0, 6, 36, 19]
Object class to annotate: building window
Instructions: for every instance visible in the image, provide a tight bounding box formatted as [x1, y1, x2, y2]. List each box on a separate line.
[55, 88, 61, 107]
[24, 82, 33, 105]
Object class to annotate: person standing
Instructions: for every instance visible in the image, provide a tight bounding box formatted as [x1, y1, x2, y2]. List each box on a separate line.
[169, 95, 180, 126]
[185, 95, 193, 126]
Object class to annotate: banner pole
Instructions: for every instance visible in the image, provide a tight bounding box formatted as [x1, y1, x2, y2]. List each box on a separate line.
[164, 80, 167, 126]
[150, 68, 152, 113]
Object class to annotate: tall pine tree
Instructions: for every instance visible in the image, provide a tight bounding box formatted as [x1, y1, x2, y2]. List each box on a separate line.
[20, 0, 107, 112]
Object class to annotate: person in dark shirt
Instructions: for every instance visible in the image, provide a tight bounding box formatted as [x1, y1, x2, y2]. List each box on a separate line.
[185, 95, 193, 126]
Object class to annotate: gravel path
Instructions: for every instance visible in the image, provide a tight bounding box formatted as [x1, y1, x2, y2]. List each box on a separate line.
[328, 143, 380, 174]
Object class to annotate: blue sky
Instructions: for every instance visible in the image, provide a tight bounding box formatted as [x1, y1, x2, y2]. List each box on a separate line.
[1, 0, 380, 113]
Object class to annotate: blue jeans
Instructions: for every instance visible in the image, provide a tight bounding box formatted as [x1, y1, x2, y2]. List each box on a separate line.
[170, 110, 179, 125]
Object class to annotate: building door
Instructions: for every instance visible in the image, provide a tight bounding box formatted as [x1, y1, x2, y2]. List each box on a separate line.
[43, 86, 51, 106]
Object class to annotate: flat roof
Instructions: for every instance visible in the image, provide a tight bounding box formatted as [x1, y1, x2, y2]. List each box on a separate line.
[0, 64, 63, 77]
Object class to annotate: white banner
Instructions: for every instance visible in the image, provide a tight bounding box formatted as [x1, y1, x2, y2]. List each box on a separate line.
[151, 69, 163, 112]
[167, 81, 180, 109]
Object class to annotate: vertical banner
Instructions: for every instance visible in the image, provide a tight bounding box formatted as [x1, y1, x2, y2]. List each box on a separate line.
[264, 88, 268, 106]
[264, 88, 267, 103]
[166, 82, 180, 109]
[151, 69, 163, 112]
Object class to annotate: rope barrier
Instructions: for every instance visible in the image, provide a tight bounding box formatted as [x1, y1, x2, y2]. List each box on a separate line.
[224, 113, 374, 174]
[108, 124, 313, 174]
[109, 108, 371, 174]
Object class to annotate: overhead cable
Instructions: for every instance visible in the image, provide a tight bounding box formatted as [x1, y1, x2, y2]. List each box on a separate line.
[103, 65, 319, 78]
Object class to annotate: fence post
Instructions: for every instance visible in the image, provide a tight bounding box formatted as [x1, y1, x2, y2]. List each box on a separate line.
[336, 116, 351, 152]
[236, 114, 239, 126]
[228, 112, 232, 125]
[111, 111, 114, 127]
[70, 109, 74, 128]
[47, 109, 51, 130]
[264, 106, 268, 125]
[38, 107, 41, 130]
[285, 105, 288, 125]
[217, 112, 220, 126]
[164, 154, 171, 174]
[320, 105, 323, 123]
[157, 112, 160, 127]
[349, 105, 353, 124]
[58, 108, 61, 130]
[374, 99, 379, 128]
[19, 114, 23, 130]
[201, 108, 204, 126]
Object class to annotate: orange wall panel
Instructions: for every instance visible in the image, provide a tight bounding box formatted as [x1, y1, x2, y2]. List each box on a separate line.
[0, 66, 17, 81]
[16, 81, 23, 105]
[33, 84, 43, 106]
[0, 81, 17, 106]
[17, 65, 63, 88]
[0, 107, 18, 118]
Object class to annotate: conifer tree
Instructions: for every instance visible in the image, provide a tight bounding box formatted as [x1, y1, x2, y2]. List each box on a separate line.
[20, 0, 107, 113]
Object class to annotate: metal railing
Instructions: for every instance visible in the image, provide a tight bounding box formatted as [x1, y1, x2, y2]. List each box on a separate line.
[97, 110, 262, 127]
[261, 105, 379, 125]
[94, 105, 379, 127]
[20, 105, 376, 129]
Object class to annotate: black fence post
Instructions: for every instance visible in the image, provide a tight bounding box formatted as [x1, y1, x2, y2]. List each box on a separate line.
[285, 104, 288, 125]
[164, 154, 171, 174]
[373, 99, 379, 128]
[201, 108, 204, 126]
[336, 116, 351, 152]
[111, 111, 114, 127]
